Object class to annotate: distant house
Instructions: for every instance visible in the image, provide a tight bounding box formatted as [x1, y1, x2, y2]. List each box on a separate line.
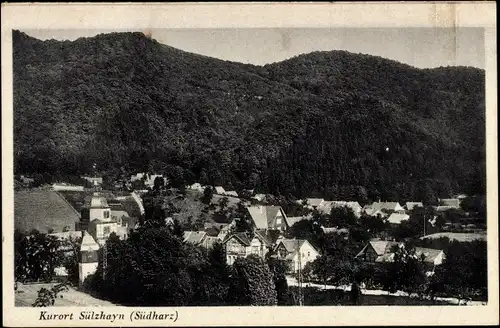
[187, 183, 205, 192]
[355, 240, 445, 269]
[82, 176, 103, 185]
[224, 190, 239, 198]
[79, 231, 99, 286]
[52, 183, 84, 192]
[438, 198, 460, 208]
[86, 193, 130, 245]
[387, 213, 410, 225]
[366, 201, 405, 214]
[246, 205, 288, 231]
[251, 194, 267, 202]
[223, 231, 270, 265]
[274, 238, 320, 272]
[405, 202, 424, 211]
[214, 186, 226, 195]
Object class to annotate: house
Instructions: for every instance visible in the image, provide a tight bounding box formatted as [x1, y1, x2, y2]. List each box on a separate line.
[387, 213, 410, 225]
[223, 231, 270, 265]
[86, 193, 128, 245]
[366, 201, 405, 214]
[19, 175, 35, 186]
[246, 205, 288, 231]
[405, 202, 424, 211]
[224, 190, 239, 198]
[214, 186, 226, 195]
[274, 238, 320, 272]
[355, 240, 445, 269]
[130, 173, 164, 188]
[78, 231, 99, 286]
[438, 198, 460, 208]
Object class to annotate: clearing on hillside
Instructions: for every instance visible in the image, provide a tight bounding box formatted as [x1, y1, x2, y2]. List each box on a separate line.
[420, 232, 486, 242]
[14, 190, 81, 234]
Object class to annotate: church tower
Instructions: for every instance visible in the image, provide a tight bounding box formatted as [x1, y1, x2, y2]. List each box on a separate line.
[78, 231, 99, 286]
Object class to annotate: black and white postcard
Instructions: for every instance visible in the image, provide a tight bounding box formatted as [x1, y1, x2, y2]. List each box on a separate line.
[2, 2, 498, 326]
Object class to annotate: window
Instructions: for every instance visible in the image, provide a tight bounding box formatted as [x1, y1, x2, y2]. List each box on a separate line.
[104, 211, 109, 219]
[103, 226, 110, 235]
[307, 251, 311, 257]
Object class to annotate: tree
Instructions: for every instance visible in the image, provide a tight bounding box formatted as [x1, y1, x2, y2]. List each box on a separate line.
[32, 283, 69, 307]
[267, 257, 290, 305]
[201, 186, 214, 205]
[227, 255, 278, 306]
[172, 218, 184, 238]
[62, 235, 82, 286]
[381, 244, 428, 298]
[15, 230, 63, 283]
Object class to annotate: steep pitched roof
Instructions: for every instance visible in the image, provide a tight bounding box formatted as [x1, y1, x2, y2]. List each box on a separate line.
[278, 238, 306, 253]
[370, 202, 403, 211]
[246, 205, 285, 230]
[183, 231, 207, 245]
[80, 231, 99, 252]
[387, 213, 410, 224]
[224, 191, 239, 197]
[255, 229, 280, 246]
[285, 216, 309, 227]
[415, 247, 444, 264]
[214, 186, 226, 194]
[224, 232, 252, 246]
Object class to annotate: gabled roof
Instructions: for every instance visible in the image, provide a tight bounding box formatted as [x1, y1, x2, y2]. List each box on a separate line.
[370, 202, 403, 211]
[183, 231, 207, 245]
[252, 194, 267, 201]
[415, 247, 444, 264]
[80, 231, 99, 252]
[405, 202, 424, 210]
[278, 238, 306, 253]
[224, 191, 239, 197]
[214, 186, 226, 194]
[255, 229, 280, 246]
[111, 210, 130, 220]
[387, 213, 410, 224]
[356, 240, 401, 258]
[246, 205, 286, 230]
[364, 208, 387, 217]
[224, 232, 252, 246]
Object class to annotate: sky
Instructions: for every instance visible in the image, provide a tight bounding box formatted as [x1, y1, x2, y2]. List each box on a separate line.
[22, 28, 485, 69]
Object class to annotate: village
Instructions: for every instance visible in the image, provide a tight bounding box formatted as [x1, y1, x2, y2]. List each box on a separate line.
[14, 172, 487, 306]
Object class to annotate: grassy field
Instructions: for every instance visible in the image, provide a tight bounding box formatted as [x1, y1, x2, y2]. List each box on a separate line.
[14, 190, 81, 233]
[421, 232, 487, 242]
[288, 287, 450, 306]
[15, 282, 115, 307]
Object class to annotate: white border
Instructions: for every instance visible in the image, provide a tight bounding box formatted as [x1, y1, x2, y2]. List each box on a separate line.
[2, 2, 498, 327]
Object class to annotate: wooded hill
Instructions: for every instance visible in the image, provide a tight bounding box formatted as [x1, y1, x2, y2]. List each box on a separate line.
[13, 30, 486, 202]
